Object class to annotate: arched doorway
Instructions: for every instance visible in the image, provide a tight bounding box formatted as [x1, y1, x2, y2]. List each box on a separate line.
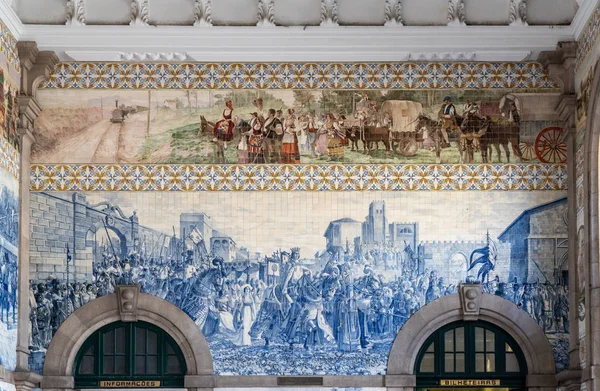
[415, 321, 527, 391]
[74, 321, 186, 388]
[387, 290, 557, 390]
[41, 290, 214, 391]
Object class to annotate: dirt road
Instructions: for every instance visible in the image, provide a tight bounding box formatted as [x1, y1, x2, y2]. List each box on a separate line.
[32, 119, 123, 164]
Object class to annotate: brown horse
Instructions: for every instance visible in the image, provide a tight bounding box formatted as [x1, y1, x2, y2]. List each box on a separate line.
[414, 114, 443, 163]
[461, 115, 523, 163]
[199, 115, 215, 136]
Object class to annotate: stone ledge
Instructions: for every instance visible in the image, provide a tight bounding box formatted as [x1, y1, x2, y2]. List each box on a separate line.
[385, 375, 417, 387]
[184, 375, 216, 388]
[40, 375, 74, 389]
[527, 374, 558, 387]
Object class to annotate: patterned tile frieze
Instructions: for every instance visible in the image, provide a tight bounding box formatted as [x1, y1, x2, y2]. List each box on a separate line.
[577, 3, 600, 71]
[0, 136, 19, 179]
[41, 62, 558, 90]
[0, 20, 20, 74]
[30, 163, 567, 192]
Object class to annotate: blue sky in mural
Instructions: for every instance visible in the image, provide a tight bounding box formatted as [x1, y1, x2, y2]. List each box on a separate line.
[28, 190, 568, 374]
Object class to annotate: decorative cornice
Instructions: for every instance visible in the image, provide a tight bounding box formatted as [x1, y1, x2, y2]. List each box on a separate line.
[29, 163, 567, 192]
[130, 0, 149, 26]
[407, 52, 476, 61]
[193, 0, 212, 27]
[257, 0, 275, 27]
[41, 61, 559, 89]
[117, 52, 193, 61]
[66, 0, 85, 26]
[448, 0, 466, 27]
[509, 0, 528, 26]
[20, 23, 574, 62]
[384, 0, 403, 27]
[320, 0, 339, 27]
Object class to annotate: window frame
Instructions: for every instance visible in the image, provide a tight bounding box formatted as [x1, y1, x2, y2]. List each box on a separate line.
[74, 321, 186, 389]
[415, 321, 527, 388]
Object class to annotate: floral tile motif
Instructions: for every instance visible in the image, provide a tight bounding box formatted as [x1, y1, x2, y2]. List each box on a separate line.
[30, 163, 567, 192]
[0, 20, 20, 74]
[41, 62, 558, 90]
[577, 3, 600, 70]
[0, 136, 19, 179]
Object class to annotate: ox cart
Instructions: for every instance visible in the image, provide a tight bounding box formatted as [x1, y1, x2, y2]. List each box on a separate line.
[347, 100, 424, 157]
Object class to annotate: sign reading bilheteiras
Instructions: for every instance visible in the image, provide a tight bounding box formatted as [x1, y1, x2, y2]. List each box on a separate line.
[99, 381, 161, 388]
[440, 379, 501, 387]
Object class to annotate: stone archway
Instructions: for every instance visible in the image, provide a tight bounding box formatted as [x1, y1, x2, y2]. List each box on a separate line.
[583, 57, 600, 384]
[41, 287, 214, 390]
[386, 287, 557, 390]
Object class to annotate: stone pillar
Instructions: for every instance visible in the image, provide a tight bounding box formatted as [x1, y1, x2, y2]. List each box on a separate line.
[15, 124, 36, 371]
[15, 41, 59, 372]
[539, 41, 582, 386]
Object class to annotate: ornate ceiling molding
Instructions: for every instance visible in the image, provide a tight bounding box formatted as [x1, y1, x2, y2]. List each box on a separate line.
[448, 0, 466, 27]
[130, 0, 149, 26]
[117, 52, 193, 61]
[193, 0, 212, 27]
[384, 0, 403, 26]
[509, 0, 528, 26]
[257, 0, 275, 27]
[320, 0, 339, 27]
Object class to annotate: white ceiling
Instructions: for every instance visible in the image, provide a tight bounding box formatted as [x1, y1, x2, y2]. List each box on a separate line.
[0, 0, 594, 62]
[12, 0, 579, 27]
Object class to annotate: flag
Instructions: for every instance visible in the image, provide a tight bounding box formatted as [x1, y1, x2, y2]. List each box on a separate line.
[267, 261, 280, 276]
[189, 227, 204, 245]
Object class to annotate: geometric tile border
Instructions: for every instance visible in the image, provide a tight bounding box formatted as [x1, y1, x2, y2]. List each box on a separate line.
[0, 136, 19, 179]
[30, 163, 567, 192]
[42, 62, 559, 90]
[577, 2, 600, 71]
[0, 20, 20, 74]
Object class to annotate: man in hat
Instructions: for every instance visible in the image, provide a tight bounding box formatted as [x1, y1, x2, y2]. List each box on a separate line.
[438, 96, 457, 148]
[263, 109, 283, 163]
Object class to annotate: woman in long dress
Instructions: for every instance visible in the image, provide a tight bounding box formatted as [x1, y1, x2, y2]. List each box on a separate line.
[248, 113, 265, 164]
[232, 285, 256, 346]
[281, 108, 300, 163]
[213, 100, 235, 149]
[326, 113, 345, 161]
[315, 116, 329, 157]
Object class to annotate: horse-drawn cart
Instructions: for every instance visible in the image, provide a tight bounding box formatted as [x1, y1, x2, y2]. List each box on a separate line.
[348, 100, 424, 157]
[513, 126, 567, 163]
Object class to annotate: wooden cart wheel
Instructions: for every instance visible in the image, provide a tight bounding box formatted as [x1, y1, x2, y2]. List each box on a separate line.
[512, 142, 537, 161]
[534, 126, 567, 164]
[399, 137, 419, 157]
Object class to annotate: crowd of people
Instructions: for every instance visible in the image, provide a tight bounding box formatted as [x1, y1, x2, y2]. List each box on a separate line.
[213, 98, 351, 163]
[0, 183, 18, 328]
[28, 240, 569, 355]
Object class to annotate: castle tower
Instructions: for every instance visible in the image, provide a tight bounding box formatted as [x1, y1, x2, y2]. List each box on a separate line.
[363, 200, 387, 244]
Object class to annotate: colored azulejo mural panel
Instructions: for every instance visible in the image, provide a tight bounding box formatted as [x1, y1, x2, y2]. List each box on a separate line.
[33, 87, 565, 166]
[30, 163, 567, 192]
[28, 190, 569, 374]
[0, 161, 18, 370]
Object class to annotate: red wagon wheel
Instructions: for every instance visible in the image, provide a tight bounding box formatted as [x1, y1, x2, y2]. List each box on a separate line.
[512, 142, 537, 161]
[534, 126, 567, 164]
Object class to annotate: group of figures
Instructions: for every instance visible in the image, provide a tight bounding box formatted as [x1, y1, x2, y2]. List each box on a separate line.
[208, 98, 348, 163]
[28, 239, 568, 367]
[0, 69, 19, 152]
[0, 184, 18, 328]
[204, 94, 525, 165]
